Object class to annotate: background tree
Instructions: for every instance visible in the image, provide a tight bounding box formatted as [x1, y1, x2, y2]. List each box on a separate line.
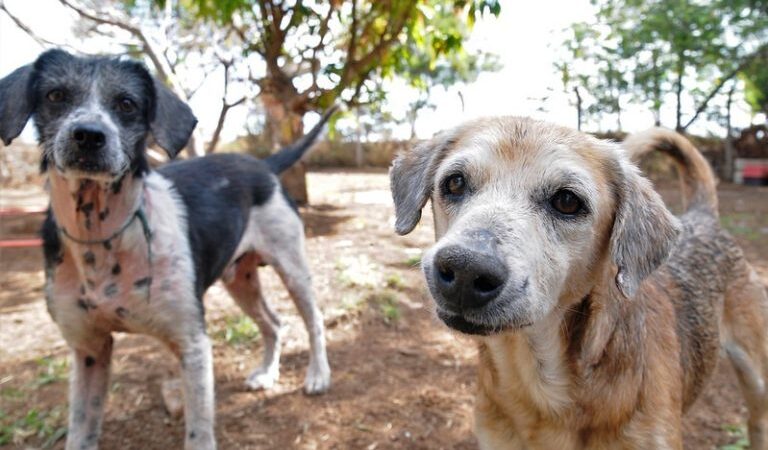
[558, 0, 768, 133]
[742, 56, 768, 116]
[555, 22, 628, 132]
[392, 5, 501, 139]
[185, 0, 501, 204]
[553, 24, 586, 130]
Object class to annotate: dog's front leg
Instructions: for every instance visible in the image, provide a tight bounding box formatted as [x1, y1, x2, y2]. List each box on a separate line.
[178, 333, 216, 450]
[65, 336, 113, 450]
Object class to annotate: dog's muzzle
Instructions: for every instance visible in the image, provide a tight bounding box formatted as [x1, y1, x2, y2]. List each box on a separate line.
[63, 122, 112, 173]
[426, 228, 523, 335]
[433, 244, 508, 310]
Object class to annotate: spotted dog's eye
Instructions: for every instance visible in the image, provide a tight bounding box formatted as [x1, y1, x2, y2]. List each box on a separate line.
[117, 97, 137, 114]
[442, 173, 467, 199]
[550, 189, 584, 215]
[46, 89, 65, 103]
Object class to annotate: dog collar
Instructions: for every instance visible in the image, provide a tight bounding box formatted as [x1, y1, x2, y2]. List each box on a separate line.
[58, 201, 154, 302]
[58, 207, 151, 247]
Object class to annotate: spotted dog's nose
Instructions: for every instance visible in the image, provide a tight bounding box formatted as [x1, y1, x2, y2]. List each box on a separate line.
[433, 231, 508, 310]
[71, 123, 107, 151]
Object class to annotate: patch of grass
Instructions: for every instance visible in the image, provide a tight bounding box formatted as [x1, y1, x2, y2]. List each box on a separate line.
[720, 213, 761, 241]
[335, 255, 382, 288]
[720, 424, 749, 450]
[369, 290, 401, 324]
[404, 255, 421, 267]
[340, 293, 367, 313]
[380, 301, 401, 324]
[385, 273, 406, 290]
[34, 356, 68, 387]
[0, 407, 66, 448]
[0, 387, 24, 400]
[403, 248, 423, 267]
[214, 315, 261, 347]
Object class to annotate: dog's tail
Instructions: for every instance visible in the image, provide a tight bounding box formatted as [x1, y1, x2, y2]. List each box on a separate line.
[264, 106, 337, 174]
[623, 128, 718, 213]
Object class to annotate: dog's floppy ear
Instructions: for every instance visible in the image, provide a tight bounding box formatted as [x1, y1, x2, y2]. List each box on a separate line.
[150, 79, 198, 158]
[0, 64, 34, 146]
[390, 129, 457, 235]
[609, 157, 681, 298]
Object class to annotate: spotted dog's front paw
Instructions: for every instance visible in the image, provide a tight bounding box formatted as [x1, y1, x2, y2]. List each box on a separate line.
[244, 368, 279, 391]
[303, 359, 331, 395]
[161, 378, 184, 419]
[185, 428, 216, 450]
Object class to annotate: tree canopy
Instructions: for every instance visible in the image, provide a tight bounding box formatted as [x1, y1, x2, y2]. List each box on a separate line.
[558, 0, 768, 133]
[180, 0, 501, 202]
[181, 0, 501, 120]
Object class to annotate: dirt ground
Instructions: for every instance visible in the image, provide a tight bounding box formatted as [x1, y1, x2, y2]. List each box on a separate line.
[0, 169, 766, 450]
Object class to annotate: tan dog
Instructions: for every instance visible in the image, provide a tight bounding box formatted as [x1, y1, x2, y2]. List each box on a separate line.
[390, 117, 768, 449]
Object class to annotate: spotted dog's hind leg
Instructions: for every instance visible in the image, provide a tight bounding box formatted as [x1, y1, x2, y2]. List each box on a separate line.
[257, 206, 331, 395]
[224, 252, 283, 391]
[65, 335, 113, 450]
[271, 248, 331, 395]
[723, 264, 768, 450]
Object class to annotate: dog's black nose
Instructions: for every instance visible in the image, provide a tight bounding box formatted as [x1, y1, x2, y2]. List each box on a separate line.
[434, 244, 508, 310]
[72, 124, 106, 151]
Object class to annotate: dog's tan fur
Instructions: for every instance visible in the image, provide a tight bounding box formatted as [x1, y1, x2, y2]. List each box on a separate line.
[390, 117, 768, 449]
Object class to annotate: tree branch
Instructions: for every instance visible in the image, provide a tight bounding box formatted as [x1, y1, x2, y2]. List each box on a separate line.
[207, 56, 248, 153]
[341, 0, 359, 85]
[340, 0, 415, 90]
[681, 43, 768, 131]
[207, 96, 245, 154]
[258, 0, 283, 73]
[58, 0, 175, 82]
[0, 2, 72, 49]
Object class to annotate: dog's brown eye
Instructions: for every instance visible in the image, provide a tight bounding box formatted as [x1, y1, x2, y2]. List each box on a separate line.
[550, 189, 583, 215]
[46, 89, 65, 103]
[444, 174, 467, 197]
[117, 97, 136, 113]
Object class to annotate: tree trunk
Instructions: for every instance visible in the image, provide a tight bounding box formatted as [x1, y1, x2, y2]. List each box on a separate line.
[574, 87, 583, 131]
[408, 107, 418, 141]
[723, 137, 736, 182]
[675, 56, 685, 132]
[652, 49, 662, 127]
[262, 93, 309, 205]
[207, 103, 229, 154]
[726, 85, 735, 138]
[722, 86, 736, 182]
[355, 106, 364, 167]
[185, 131, 205, 158]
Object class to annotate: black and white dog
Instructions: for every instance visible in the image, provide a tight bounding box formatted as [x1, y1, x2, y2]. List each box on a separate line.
[0, 49, 331, 450]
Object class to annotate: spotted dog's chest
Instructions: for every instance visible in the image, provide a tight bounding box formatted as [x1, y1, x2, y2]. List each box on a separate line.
[49, 245, 152, 332]
[45, 173, 198, 347]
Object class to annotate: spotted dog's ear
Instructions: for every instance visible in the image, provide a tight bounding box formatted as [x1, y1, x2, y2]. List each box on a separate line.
[609, 154, 681, 298]
[389, 129, 457, 235]
[0, 64, 34, 146]
[150, 79, 198, 158]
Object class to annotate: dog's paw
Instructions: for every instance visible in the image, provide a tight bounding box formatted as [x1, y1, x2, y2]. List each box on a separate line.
[303, 361, 331, 395]
[245, 369, 279, 391]
[185, 430, 217, 450]
[161, 378, 184, 419]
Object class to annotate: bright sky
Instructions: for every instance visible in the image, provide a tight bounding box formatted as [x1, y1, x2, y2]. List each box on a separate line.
[0, 0, 761, 144]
